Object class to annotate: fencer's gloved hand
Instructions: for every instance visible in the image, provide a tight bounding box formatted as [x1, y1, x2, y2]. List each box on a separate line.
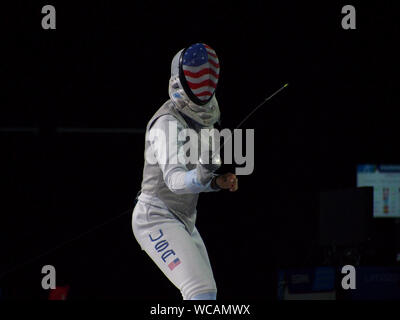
[213, 173, 238, 192]
[197, 150, 222, 186]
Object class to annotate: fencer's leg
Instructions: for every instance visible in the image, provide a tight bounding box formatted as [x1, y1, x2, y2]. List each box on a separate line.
[191, 226, 214, 275]
[132, 203, 217, 300]
[144, 225, 217, 300]
[191, 292, 217, 300]
[189, 226, 217, 300]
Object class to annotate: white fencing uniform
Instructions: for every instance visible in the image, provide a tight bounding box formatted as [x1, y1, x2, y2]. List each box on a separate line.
[132, 43, 221, 300]
[132, 112, 219, 300]
[132, 194, 217, 300]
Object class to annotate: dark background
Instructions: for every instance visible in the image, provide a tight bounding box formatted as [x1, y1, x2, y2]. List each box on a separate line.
[1, 1, 399, 299]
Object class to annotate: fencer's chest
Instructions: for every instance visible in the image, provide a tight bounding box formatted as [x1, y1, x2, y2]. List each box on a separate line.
[181, 125, 203, 171]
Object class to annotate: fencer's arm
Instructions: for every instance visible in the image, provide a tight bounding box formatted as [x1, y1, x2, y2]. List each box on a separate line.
[149, 115, 218, 194]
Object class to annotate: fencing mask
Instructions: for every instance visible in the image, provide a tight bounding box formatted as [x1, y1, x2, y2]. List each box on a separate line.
[169, 43, 221, 127]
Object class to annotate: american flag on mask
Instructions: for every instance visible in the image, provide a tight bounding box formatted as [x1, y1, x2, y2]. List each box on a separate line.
[182, 43, 220, 101]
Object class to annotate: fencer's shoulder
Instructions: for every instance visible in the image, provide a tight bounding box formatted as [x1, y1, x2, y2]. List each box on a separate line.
[151, 114, 179, 129]
[146, 101, 174, 127]
[149, 114, 185, 134]
[148, 100, 188, 130]
[149, 100, 177, 120]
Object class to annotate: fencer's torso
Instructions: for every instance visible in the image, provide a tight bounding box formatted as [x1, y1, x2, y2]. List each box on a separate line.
[139, 100, 208, 233]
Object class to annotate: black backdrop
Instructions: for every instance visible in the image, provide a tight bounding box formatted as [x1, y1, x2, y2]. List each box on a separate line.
[1, 1, 399, 299]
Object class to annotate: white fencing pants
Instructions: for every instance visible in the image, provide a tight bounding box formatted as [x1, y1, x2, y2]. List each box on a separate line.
[132, 199, 217, 300]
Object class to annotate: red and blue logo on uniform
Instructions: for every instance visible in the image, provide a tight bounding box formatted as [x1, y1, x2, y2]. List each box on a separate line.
[168, 258, 181, 271]
[149, 229, 182, 272]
